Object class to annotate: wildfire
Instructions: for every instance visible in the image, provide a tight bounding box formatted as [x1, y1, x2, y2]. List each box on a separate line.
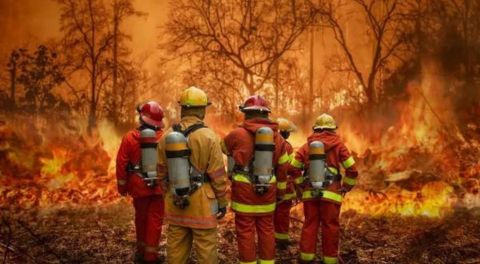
[1, 61, 479, 219]
[0, 118, 120, 208]
[339, 60, 480, 218]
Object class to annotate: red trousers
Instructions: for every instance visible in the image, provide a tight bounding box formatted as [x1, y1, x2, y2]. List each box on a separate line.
[133, 195, 165, 261]
[235, 214, 275, 263]
[299, 200, 341, 263]
[274, 200, 292, 240]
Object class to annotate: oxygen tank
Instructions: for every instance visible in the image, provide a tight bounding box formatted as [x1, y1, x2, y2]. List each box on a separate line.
[253, 127, 274, 184]
[309, 140, 327, 189]
[165, 131, 191, 196]
[140, 128, 159, 188]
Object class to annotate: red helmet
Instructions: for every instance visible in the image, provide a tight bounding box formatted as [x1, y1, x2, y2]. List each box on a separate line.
[137, 101, 164, 128]
[239, 95, 271, 113]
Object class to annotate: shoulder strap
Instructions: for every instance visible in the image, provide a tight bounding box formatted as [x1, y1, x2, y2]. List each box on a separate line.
[173, 123, 207, 137]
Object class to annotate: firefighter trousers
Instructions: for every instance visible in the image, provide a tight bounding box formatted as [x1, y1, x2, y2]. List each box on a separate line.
[166, 224, 218, 264]
[133, 195, 165, 261]
[274, 200, 293, 240]
[235, 213, 275, 263]
[299, 200, 341, 264]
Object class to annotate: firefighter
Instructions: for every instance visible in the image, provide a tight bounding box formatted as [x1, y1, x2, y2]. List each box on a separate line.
[157, 86, 228, 264]
[116, 101, 165, 264]
[290, 113, 358, 264]
[222, 95, 290, 264]
[273, 118, 297, 250]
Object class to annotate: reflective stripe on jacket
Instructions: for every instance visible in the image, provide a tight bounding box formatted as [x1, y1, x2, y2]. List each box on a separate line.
[290, 131, 358, 204]
[223, 118, 289, 215]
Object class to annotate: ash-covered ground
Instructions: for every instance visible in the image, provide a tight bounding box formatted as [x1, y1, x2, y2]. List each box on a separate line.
[1, 201, 479, 264]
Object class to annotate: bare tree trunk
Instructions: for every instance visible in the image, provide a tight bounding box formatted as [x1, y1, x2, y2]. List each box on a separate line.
[112, 0, 119, 125]
[274, 59, 280, 114]
[9, 53, 17, 112]
[306, 26, 315, 127]
[88, 0, 97, 132]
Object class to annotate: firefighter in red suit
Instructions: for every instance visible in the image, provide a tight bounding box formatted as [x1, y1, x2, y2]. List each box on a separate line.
[291, 113, 358, 264]
[273, 118, 297, 249]
[222, 95, 290, 264]
[116, 101, 165, 264]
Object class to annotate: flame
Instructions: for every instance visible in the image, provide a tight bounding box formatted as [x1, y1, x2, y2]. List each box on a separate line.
[342, 182, 456, 218]
[339, 60, 480, 218]
[0, 118, 121, 208]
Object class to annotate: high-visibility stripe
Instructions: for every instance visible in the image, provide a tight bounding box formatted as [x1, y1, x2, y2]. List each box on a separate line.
[300, 252, 315, 261]
[274, 232, 289, 240]
[291, 158, 304, 169]
[302, 190, 343, 203]
[278, 152, 290, 164]
[233, 174, 276, 184]
[259, 259, 274, 264]
[240, 261, 256, 264]
[323, 256, 338, 264]
[233, 174, 251, 184]
[343, 176, 356, 186]
[165, 215, 216, 227]
[117, 179, 126, 186]
[294, 176, 304, 184]
[328, 166, 339, 175]
[231, 201, 276, 213]
[277, 181, 287, 190]
[283, 193, 296, 200]
[342, 156, 355, 169]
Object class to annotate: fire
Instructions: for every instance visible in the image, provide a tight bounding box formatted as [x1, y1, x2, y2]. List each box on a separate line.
[0, 117, 120, 208]
[342, 182, 456, 218]
[339, 60, 480, 218]
[1, 60, 479, 219]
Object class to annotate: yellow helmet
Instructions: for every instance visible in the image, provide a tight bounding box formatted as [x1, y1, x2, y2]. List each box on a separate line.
[178, 86, 211, 107]
[277, 118, 296, 132]
[313, 113, 337, 130]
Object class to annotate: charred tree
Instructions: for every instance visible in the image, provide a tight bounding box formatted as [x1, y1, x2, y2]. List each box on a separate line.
[163, 0, 318, 110]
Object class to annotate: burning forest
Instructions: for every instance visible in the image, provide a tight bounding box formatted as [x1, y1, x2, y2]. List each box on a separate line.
[1, 0, 480, 263]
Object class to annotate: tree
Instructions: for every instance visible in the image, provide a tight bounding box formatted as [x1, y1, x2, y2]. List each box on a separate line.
[58, 0, 114, 131]
[4, 45, 68, 114]
[109, 0, 146, 125]
[320, 0, 411, 107]
[6, 50, 21, 112]
[163, 0, 318, 104]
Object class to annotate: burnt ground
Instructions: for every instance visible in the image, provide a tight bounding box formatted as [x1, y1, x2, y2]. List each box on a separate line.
[1, 201, 479, 264]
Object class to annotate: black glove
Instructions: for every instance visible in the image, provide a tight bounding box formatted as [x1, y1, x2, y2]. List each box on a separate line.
[216, 207, 227, 219]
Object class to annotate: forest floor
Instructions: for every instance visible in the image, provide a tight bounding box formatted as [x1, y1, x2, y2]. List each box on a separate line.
[1, 200, 480, 264]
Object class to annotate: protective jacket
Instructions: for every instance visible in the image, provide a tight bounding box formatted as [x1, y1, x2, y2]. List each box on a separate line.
[223, 118, 290, 216]
[290, 131, 357, 204]
[116, 128, 163, 198]
[158, 116, 227, 229]
[292, 130, 358, 264]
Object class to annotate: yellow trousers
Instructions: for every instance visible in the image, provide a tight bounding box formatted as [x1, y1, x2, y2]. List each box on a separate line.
[167, 224, 218, 264]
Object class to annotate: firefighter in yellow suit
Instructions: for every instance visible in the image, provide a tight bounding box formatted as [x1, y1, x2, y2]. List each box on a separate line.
[157, 86, 228, 264]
